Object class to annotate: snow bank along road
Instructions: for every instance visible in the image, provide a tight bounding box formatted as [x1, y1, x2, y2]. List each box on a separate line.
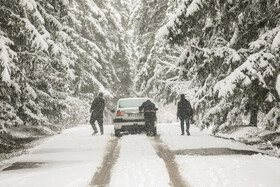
[1, 123, 280, 187]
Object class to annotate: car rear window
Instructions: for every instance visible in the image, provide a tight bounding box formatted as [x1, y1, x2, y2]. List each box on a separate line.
[119, 99, 148, 108]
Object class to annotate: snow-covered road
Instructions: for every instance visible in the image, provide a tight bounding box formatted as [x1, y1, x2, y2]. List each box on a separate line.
[160, 123, 280, 187]
[0, 123, 280, 187]
[109, 135, 171, 187]
[0, 126, 113, 187]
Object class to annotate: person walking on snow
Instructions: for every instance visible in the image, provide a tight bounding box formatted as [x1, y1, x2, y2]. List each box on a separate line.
[139, 100, 158, 136]
[90, 92, 105, 135]
[177, 94, 193, 136]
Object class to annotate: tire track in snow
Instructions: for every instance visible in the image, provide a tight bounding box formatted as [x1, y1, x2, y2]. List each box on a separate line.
[109, 135, 171, 187]
[90, 136, 120, 187]
[151, 135, 189, 187]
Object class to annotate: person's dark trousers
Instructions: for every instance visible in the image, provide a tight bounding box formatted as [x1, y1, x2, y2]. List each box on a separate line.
[90, 117, 104, 134]
[144, 112, 156, 134]
[180, 117, 190, 135]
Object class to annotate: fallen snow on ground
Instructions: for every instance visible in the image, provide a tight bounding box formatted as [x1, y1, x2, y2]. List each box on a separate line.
[215, 126, 280, 157]
[110, 135, 170, 187]
[176, 154, 280, 187]
[158, 123, 280, 187]
[158, 123, 259, 151]
[216, 126, 260, 140]
[0, 125, 114, 187]
[0, 123, 280, 187]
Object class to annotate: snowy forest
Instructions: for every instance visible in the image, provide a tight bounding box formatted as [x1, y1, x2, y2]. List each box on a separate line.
[1, 0, 280, 140]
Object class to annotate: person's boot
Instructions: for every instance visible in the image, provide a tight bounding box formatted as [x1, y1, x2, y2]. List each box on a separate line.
[91, 123, 98, 135]
[181, 132, 184, 135]
[186, 130, 190, 136]
[100, 126, 104, 135]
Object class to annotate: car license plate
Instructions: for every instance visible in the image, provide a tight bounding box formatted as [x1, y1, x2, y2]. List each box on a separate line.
[127, 113, 141, 117]
[134, 113, 142, 117]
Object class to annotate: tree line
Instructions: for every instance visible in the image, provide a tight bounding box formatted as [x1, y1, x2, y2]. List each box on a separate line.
[133, 0, 280, 131]
[0, 0, 133, 132]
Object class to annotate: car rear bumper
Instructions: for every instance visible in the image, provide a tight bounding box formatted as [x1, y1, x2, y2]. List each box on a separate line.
[113, 119, 146, 130]
[116, 124, 146, 132]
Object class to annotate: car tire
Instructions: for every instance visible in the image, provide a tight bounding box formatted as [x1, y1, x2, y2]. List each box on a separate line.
[114, 128, 120, 136]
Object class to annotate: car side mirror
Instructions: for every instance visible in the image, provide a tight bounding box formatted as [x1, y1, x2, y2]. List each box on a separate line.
[111, 109, 115, 113]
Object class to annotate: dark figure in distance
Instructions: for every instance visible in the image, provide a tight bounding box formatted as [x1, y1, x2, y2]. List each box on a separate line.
[177, 94, 193, 135]
[90, 92, 105, 135]
[139, 100, 158, 136]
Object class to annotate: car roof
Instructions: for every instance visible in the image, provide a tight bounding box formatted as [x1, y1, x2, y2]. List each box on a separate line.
[118, 97, 149, 101]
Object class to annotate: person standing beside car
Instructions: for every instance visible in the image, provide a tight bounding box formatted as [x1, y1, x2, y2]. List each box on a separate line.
[139, 100, 158, 136]
[177, 94, 193, 136]
[90, 92, 105, 135]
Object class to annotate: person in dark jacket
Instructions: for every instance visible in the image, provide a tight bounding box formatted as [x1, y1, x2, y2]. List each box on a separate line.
[139, 100, 158, 136]
[90, 92, 105, 135]
[177, 94, 193, 135]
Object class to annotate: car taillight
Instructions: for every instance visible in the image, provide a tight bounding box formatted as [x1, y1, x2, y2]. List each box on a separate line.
[116, 110, 124, 116]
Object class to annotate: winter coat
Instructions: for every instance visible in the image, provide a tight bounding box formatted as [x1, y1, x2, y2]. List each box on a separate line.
[139, 100, 158, 122]
[139, 100, 158, 113]
[177, 99, 193, 119]
[90, 96, 105, 119]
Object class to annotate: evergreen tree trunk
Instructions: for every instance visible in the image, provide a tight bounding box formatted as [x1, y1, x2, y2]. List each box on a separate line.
[249, 105, 259, 127]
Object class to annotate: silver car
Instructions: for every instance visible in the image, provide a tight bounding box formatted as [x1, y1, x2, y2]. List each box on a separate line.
[112, 98, 150, 136]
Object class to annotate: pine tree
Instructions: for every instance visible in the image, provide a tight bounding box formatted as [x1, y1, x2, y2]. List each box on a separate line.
[148, 0, 280, 130]
[132, 0, 178, 97]
[0, 0, 70, 129]
[0, 0, 135, 132]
